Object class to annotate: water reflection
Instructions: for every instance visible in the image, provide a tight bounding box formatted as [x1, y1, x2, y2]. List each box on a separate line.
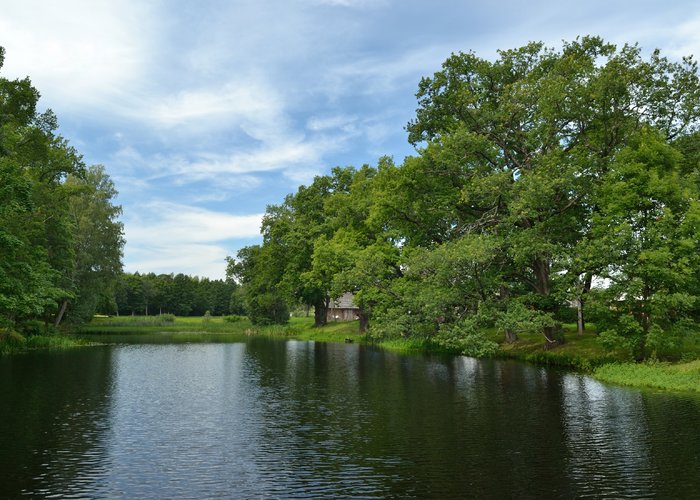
[1, 339, 699, 498]
[561, 375, 656, 497]
[0, 347, 114, 497]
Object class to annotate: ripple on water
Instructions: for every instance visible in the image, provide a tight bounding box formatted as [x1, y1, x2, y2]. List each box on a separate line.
[2, 342, 700, 498]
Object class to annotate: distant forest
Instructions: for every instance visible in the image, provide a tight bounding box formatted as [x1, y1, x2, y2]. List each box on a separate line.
[111, 272, 243, 318]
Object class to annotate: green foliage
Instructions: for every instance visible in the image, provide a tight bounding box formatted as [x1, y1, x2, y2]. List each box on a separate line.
[229, 37, 700, 360]
[202, 310, 212, 323]
[0, 47, 124, 331]
[494, 302, 557, 336]
[435, 319, 499, 357]
[114, 272, 236, 317]
[223, 314, 245, 323]
[247, 292, 289, 326]
[0, 329, 86, 354]
[59, 165, 125, 324]
[0, 330, 27, 353]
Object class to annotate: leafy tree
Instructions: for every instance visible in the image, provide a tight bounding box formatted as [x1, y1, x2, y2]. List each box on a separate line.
[0, 47, 81, 328]
[589, 129, 700, 359]
[228, 245, 289, 325]
[404, 36, 700, 343]
[56, 166, 124, 324]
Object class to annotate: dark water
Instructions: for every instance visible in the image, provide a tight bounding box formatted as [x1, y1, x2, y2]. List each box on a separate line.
[1, 338, 699, 498]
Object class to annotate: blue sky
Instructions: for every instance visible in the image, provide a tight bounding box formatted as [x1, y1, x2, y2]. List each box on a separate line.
[1, 0, 699, 279]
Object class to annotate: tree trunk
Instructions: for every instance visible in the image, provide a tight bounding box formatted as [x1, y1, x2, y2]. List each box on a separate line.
[577, 273, 592, 334]
[314, 297, 328, 327]
[499, 285, 518, 343]
[577, 300, 584, 335]
[543, 325, 557, 344]
[359, 307, 370, 333]
[54, 300, 69, 327]
[533, 258, 562, 345]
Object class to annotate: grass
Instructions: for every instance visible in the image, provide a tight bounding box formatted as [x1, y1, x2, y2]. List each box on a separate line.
[81, 315, 360, 340]
[83, 314, 254, 334]
[594, 359, 700, 393]
[0, 329, 88, 355]
[494, 326, 625, 371]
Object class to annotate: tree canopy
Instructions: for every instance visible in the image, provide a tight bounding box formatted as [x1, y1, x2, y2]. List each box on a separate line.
[0, 47, 124, 333]
[229, 37, 700, 360]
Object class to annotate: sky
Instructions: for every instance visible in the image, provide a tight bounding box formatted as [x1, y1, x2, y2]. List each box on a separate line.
[1, 0, 699, 279]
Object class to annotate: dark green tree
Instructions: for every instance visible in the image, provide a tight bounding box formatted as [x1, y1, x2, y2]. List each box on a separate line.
[404, 36, 700, 343]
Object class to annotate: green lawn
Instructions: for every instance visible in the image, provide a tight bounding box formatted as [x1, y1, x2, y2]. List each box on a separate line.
[594, 359, 700, 393]
[82, 314, 360, 340]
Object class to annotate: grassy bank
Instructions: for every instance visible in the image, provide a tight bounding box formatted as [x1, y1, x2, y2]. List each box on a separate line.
[594, 360, 700, 393]
[0, 330, 87, 355]
[73, 315, 700, 392]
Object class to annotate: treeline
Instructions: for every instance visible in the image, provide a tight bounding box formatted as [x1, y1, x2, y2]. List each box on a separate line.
[229, 37, 700, 360]
[110, 272, 243, 317]
[0, 47, 124, 334]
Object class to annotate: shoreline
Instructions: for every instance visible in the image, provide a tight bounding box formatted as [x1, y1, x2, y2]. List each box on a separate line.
[4, 317, 699, 393]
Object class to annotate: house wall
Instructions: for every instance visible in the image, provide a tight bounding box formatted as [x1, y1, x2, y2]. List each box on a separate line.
[327, 307, 359, 321]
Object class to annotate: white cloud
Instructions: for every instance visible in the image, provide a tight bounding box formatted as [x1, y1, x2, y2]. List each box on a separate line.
[125, 202, 263, 245]
[306, 114, 358, 132]
[660, 15, 700, 60]
[310, 0, 389, 8]
[142, 81, 284, 130]
[117, 133, 348, 184]
[125, 243, 236, 280]
[321, 45, 449, 98]
[122, 202, 264, 279]
[186, 140, 322, 175]
[0, 0, 154, 111]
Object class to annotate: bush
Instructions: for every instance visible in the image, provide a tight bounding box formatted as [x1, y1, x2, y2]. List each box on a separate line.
[554, 305, 578, 324]
[0, 329, 27, 349]
[435, 319, 499, 357]
[247, 292, 289, 325]
[17, 320, 47, 337]
[223, 314, 245, 323]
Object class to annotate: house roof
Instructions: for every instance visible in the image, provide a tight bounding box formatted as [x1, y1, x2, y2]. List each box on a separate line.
[330, 292, 358, 309]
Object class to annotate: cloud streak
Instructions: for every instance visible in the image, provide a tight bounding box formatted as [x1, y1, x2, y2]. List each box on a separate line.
[0, 0, 154, 111]
[125, 202, 263, 245]
[123, 202, 263, 279]
[3, 0, 698, 279]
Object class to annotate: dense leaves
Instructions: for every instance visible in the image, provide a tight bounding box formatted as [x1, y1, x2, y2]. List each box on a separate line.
[230, 37, 700, 359]
[113, 272, 239, 317]
[0, 47, 124, 332]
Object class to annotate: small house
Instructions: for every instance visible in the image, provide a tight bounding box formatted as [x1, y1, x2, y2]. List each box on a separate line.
[326, 292, 360, 322]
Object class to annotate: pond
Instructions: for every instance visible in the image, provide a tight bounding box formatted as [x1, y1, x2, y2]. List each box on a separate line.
[1, 337, 699, 498]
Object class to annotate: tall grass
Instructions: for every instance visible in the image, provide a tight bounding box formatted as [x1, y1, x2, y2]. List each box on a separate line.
[594, 360, 700, 392]
[1, 330, 87, 355]
[92, 314, 176, 327]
